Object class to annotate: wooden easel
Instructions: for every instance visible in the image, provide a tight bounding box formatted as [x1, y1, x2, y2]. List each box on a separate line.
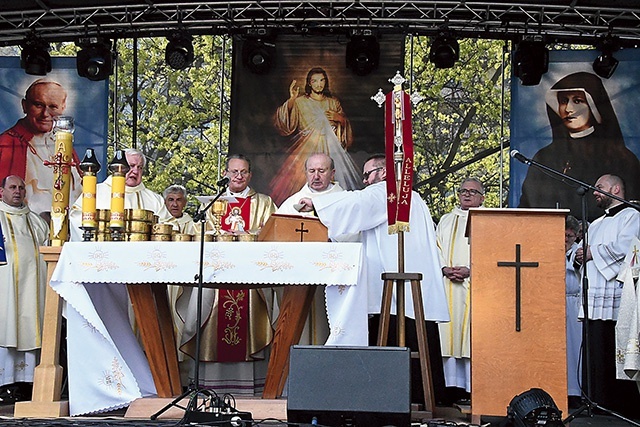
[376, 233, 435, 417]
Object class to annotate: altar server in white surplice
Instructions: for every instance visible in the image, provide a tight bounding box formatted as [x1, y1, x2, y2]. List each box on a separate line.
[615, 237, 640, 391]
[564, 215, 583, 400]
[0, 175, 48, 402]
[435, 177, 484, 400]
[68, 148, 174, 241]
[574, 174, 640, 417]
[298, 154, 448, 404]
[298, 154, 449, 337]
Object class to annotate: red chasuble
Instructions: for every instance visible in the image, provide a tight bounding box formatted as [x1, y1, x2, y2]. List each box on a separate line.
[216, 197, 252, 362]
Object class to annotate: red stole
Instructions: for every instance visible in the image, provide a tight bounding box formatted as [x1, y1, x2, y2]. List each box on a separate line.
[216, 196, 251, 362]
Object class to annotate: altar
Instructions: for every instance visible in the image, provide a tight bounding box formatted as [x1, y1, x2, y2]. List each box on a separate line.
[45, 241, 366, 416]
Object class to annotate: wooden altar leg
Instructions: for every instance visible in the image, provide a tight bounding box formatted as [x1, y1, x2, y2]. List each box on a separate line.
[262, 285, 316, 399]
[127, 283, 181, 397]
[14, 246, 69, 417]
[377, 272, 434, 419]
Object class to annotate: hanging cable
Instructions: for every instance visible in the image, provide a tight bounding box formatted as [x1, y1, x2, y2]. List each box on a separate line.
[217, 35, 228, 182]
[499, 40, 509, 208]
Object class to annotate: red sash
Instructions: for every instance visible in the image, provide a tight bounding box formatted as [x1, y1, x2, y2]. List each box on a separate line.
[216, 197, 251, 362]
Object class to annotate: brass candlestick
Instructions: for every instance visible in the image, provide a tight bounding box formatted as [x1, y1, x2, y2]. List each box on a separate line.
[108, 150, 130, 241]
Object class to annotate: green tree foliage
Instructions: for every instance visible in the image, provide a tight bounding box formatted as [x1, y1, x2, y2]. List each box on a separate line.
[408, 36, 511, 220]
[30, 34, 511, 220]
[111, 36, 232, 209]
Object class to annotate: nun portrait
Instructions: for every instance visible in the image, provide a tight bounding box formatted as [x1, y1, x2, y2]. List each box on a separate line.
[518, 71, 640, 221]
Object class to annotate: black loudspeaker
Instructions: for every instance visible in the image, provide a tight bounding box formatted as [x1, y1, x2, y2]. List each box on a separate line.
[287, 345, 411, 427]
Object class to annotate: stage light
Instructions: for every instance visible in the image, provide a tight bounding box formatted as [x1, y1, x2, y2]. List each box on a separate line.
[593, 35, 620, 79]
[513, 40, 549, 86]
[20, 35, 51, 76]
[77, 38, 113, 81]
[242, 38, 276, 75]
[165, 32, 194, 70]
[346, 34, 380, 76]
[507, 388, 563, 427]
[429, 33, 459, 69]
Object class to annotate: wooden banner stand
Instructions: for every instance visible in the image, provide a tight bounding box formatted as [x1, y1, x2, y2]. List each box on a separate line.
[468, 208, 568, 424]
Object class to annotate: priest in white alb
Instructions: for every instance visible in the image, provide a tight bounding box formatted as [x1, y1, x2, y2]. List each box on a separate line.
[435, 177, 484, 402]
[0, 175, 49, 402]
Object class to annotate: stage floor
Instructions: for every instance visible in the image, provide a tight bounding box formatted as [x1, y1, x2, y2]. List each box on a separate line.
[1, 401, 638, 427]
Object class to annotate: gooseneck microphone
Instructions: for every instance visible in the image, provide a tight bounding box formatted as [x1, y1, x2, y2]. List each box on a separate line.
[216, 176, 230, 187]
[510, 149, 532, 165]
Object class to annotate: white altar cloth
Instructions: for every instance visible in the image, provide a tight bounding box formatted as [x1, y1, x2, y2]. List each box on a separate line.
[49, 241, 367, 415]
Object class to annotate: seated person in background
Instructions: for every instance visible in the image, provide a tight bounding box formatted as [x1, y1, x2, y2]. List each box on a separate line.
[163, 184, 196, 235]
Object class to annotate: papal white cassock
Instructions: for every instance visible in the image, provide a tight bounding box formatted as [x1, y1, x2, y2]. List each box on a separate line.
[313, 181, 450, 345]
[0, 200, 49, 386]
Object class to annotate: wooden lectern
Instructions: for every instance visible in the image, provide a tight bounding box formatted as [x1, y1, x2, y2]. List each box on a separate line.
[468, 208, 568, 422]
[259, 214, 328, 398]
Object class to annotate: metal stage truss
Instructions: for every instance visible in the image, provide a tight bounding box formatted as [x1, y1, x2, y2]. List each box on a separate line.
[1, 1, 640, 46]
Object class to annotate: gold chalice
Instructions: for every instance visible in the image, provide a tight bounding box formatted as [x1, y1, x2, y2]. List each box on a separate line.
[211, 199, 228, 236]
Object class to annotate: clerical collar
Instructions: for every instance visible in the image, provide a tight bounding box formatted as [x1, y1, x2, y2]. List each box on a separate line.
[605, 203, 626, 217]
[569, 127, 595, 139]
[310, 183, 334, 193]
[228, 187, 250, 198]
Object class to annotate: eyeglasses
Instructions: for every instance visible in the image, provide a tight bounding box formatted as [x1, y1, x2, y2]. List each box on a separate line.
[362, 167, 384, 180]
[457, 188, 483, 196]
[228, 170, 250, 177]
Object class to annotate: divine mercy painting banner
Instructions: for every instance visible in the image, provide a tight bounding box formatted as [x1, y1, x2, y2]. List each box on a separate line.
[229, 34, 405, 205]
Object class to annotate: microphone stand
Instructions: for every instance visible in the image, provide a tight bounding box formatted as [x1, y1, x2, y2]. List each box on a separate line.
[514, 154, 640, 427]
[151, 182, 228, 420]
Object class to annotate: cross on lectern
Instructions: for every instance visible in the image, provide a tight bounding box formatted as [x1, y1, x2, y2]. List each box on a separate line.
[497, 244, 539, 332]
[295, 222, 310, 242]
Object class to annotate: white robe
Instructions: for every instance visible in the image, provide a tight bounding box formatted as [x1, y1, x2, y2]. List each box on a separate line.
[69, 175, 174, 241]
[615, 237, 640, 388]
[313, 181, 449, 323]
[435, 206, 471, 391]
[580, 205, 640, 320]
[566, 242, 583, 396]
[0, 200, 49, 386]
[276, 182, 346, 345]
[171, 212, 196, 235]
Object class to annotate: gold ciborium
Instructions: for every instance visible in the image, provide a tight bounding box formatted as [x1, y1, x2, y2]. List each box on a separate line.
[210, 199, 228, 236]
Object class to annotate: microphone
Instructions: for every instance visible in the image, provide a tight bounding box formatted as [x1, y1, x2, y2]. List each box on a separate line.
[510, 149, 531, 165]
[216, 176, 230, 187]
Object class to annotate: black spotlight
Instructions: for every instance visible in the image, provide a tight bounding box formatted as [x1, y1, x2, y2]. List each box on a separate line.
[513, 40, 549, 86]
[346, 35, 380, 76]
[429, 33, 459, 69]
[242, 39, 276, 75]
[20, 35, 51, 76]
[507, 388, 563, 427]
[593, 35, 620, 79]
[165, 33, 194, 70]
[77, 38, 113, 81]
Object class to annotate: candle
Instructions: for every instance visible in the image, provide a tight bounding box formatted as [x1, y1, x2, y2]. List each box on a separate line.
[109, 172, 126, 229]
[79, 148, 101, 236]
[81, 173, 97, 228]
[108, 150, 130, 238]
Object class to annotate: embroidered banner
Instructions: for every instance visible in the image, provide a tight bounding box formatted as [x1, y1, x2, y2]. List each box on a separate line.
[385, 88, 413, 234]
